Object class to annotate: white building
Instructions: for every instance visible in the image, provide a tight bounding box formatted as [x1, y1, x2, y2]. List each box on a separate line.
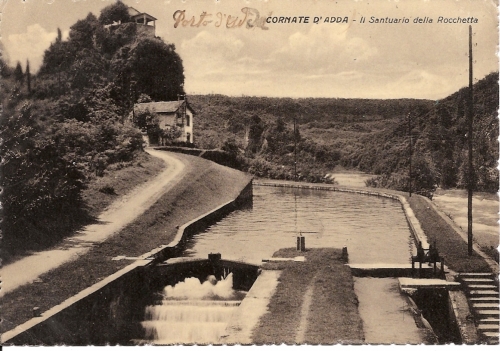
[134, 100, 195, 145]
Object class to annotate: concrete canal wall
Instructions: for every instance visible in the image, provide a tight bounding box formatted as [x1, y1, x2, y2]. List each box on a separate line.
[2, 178, 253, 345]
[148, 180, 253, 263]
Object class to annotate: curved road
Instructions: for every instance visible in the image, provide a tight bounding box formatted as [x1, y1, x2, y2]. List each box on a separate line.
[0, 149, 186, 297]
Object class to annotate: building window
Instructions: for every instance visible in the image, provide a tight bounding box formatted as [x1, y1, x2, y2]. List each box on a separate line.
[186, 133, 191, 143]
[186, 115, 190, 127]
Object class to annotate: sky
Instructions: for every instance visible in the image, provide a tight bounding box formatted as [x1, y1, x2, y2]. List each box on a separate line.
[1, 0, 498, 99]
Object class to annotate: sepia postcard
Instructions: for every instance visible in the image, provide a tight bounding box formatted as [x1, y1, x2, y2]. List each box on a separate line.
[0, 0, 498, 347]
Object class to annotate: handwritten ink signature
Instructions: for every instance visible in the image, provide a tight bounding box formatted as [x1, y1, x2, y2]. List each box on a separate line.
[173, 7, 269, 30]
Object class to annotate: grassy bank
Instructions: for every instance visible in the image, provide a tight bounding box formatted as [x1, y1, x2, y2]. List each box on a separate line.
[0, 153, 251, 334]
[252, 248, 364, 344]
[407, 195, 492, 273]
[432, 189, 499, 263]
[81, 152, 166, 218]
[2, 152, 166, 265]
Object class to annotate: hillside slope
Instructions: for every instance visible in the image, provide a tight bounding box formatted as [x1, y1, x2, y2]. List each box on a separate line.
[189, 72, 498, 192]
[363, 72, 498, 193]
[1, 1, 185, 254]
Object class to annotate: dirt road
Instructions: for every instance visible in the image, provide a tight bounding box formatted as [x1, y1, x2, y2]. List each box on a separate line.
[0, 149, 186, 297]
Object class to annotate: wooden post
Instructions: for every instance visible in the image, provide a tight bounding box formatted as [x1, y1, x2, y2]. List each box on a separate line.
[297, 236, 305, 251]
[467, 25, 474, 256]
[408, 113, 412, 197]
[294, 115, 297, 182]
[341, 246, 349, 262]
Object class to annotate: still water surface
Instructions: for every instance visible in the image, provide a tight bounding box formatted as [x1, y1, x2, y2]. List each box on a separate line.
[185, 186, 415, 264]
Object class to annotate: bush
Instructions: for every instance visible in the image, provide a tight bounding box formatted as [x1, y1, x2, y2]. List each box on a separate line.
[99, 185, 116, 195]
[201, 149, 247, 170]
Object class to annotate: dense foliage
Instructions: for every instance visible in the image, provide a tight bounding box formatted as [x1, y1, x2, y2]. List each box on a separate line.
[189, 95, 433, 183]
[362, 72, 499, 194]
[190, 73, 498, 192]
[134, 105, 182, 145]
[1, 1, 185, 253]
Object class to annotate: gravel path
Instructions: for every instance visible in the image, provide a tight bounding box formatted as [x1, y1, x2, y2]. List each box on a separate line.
[0, 149, 186, 297]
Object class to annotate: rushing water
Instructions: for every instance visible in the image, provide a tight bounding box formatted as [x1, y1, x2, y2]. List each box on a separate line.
[184, 186, 416, 265]
[142, 273, 246, 345]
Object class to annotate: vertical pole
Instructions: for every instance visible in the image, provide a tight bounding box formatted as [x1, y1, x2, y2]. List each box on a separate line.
[467, 25, 474, 256]
[294, 192, 298, 235]
[408, 113, 412, 197]
[294, 115, 297, 182]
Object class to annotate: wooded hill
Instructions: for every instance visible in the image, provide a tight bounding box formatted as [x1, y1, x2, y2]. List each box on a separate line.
[0, 1, 185, 254]
[190, 72, 499, 193]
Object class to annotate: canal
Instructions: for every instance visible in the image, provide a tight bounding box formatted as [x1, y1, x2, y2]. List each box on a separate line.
[145, 185, 435, 344]
[184, 185, 415, 264]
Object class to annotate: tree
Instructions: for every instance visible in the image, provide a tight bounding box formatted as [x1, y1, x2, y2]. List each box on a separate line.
[1, 102, 86, 250]
[134, 107, 156, 131]
[126, 38, 185, 101]
[70, 48, 107, 90]
[160, 126, 182, 145]
[246, 115, 265, 155]
[222, 138, 240, 156]
[26, 60, 31, 94]
[99, 0, 131, 24]
[14, 61, 23, 84]
[69, 13, 99, 51]
[137, 93, 152, 103]
[97, 22, 137, 56]
[39, 39, 73, 77]
[0, 56, 12, 78]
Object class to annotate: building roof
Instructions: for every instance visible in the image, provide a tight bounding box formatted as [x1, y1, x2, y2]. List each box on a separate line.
[134, 100, 194, 114]
[127, 6, 141, 17]
[127, 6, 157, 21]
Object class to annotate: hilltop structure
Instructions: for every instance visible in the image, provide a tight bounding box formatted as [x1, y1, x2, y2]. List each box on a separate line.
[127, 6, 157, 36]
[104, 5, 157, 37]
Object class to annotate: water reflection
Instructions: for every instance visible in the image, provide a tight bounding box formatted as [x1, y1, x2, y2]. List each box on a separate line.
[185, 186, 415, 265]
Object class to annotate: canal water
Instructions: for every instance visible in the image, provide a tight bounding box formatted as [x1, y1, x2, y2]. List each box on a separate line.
[145, 186, 434, 344]
[184, 186, 415, 265]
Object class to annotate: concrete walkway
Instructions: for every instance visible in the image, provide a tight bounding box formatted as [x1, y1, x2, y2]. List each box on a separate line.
[222, 270, 281, 344]
[0, 149, 186, 297]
